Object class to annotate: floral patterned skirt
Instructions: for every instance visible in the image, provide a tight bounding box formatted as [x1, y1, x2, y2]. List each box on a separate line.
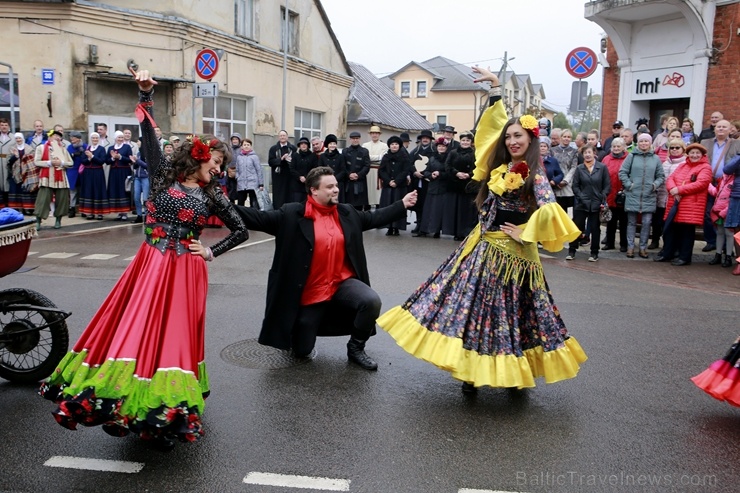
[39, 242, 210, 442]
[378, 230, 587, 388]
[691, 336, 740, 407]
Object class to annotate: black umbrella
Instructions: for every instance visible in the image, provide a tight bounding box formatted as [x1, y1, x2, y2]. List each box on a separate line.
[662, 196, 680, 234]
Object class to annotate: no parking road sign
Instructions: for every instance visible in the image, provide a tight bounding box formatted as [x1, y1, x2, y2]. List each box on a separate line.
[565, 47, 598, 79]
[195, 49, 220, 80]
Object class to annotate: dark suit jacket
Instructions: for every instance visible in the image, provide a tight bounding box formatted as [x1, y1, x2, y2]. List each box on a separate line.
[237, 200, 407, 350]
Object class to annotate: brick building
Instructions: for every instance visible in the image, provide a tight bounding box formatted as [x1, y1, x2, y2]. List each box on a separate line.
[586, 0, 740, 139]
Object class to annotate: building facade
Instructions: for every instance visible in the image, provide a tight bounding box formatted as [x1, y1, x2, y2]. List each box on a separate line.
[0, 0, 352, 165]
[587, 0, 740, 138]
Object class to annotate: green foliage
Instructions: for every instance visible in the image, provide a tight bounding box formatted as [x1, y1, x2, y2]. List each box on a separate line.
[553, 112, 572, 132]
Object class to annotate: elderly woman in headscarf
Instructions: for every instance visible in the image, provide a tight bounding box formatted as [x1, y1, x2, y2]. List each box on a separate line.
[7, 132, 36, 214]
[618, 132, 665, 258]
[106, 130, 134, 221]
[78, 132, 110, 220]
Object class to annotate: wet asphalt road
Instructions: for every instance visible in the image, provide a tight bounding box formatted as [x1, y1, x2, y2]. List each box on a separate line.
[0, 217, 738, 493]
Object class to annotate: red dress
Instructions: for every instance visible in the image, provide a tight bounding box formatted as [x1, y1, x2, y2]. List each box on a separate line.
[39, 89, 248, 443]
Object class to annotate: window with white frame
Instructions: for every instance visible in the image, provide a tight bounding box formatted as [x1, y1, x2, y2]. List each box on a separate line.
[0, 74, 20, 130]
[235, 0, 254, 38]
[202, 96, 250, 142]
[436, 115, 447, 128]
[400, 81, 410, 98]
[294, 109, 322, 141]
[416, 81, 427, 98]
[280, 7, 299, 56]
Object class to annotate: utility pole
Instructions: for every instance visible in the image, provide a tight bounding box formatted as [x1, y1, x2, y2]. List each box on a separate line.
[498, 51, 515, 114]
[281, 0, 289, 131]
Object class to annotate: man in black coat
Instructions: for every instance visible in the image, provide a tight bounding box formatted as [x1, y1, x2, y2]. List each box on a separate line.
[408, 129, 435, 234]
[342, 131, 371, 210]
[267, 130, 296, 209]
[237, 166, 418, 370]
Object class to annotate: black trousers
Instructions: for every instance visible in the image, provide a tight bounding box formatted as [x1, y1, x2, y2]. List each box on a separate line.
[570, 209, 601, 255]
[292, 278, 381, 357]
[605, 206, 627, 248]
[237, 189, 259, 209]
[661, 222, 696, 262]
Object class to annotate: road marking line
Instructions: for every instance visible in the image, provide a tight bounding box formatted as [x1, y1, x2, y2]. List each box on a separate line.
[243, 472, 350, 491]
[28, 251, 38, 256]
[80, 254, 120, 260]
[232, 238, 275, 251]
[38, 252, 79, 259]
[124, 255, 136, 261]
[44, 456, 144, 474]
[459, 489, 527, 493]
[538, 253, 554, 258]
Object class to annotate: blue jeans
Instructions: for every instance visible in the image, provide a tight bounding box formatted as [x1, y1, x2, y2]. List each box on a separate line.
[627, 212, 653, 250]
[133, 177, 150, 216]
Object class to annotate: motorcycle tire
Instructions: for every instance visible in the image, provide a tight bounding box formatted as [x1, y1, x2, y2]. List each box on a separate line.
[0, 288, 70, 384]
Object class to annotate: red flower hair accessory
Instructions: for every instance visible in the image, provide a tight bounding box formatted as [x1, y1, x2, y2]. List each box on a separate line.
[510, 162, 529, 180]
[190, 137, 212, 163]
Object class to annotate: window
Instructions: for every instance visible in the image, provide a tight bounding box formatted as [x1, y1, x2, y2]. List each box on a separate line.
[0, 74, 20, 131]
[416, 81, 427, 98]
[436, 115, 447, 127]
[400, 81, 410, 98]
[202, 96, 250, 142]
[294, 109, 322, 141]
[280, 7, 299, 56]
[235, 0, 254, 38]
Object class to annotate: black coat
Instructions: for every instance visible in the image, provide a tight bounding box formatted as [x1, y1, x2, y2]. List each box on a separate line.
[572, 161, 611, 212]
[379, 150, 411, 188]
[236, 200, 408, 350]
[319, 150, 347, 184]
[341, 145, 370, 206]
[267, 142, 296, 208]
[445, 147, 475, 193]
[289, 150, 318, 193]
[423, 152, 450, 195]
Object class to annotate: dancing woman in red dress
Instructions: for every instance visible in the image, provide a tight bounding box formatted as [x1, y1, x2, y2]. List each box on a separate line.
[39, 68, 248, 449]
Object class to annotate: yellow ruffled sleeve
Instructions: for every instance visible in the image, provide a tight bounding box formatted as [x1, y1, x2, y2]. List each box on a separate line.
[473, 99, 509, 182]
[520, 202, 581, 252]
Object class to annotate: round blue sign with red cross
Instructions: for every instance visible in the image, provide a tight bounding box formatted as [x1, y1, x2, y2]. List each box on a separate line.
[195, 49, 219, 80]
[565, 47, 598, 79]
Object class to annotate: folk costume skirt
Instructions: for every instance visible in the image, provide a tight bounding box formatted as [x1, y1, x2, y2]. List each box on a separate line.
[40, 241, 210, 442]
[78, 166, 110, 216]
[378, 226, 587, 389]
[691, 335, 740, 407]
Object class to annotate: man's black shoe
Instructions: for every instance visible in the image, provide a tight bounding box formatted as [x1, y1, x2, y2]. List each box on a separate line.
[68, 207, 76, 218]
[671, 259, 690, 266]
[412, 231, 427, 237]
[347, 337, 378, 371]
[653, 256, 669, 262]
[701, 244, 716, 252]
[461, 382, 478, 394]
[131, 215, 143, 224]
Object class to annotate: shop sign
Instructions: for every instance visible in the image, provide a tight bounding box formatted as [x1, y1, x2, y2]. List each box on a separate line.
[632, 67, 692, 101]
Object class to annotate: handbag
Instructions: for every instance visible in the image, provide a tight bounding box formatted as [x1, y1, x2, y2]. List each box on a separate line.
[615, 190, 626, 207]
[257, 188, 273, 211]
[599, 201, 612, 223]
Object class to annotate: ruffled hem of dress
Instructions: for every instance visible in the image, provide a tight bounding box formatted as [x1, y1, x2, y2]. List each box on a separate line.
[520, 201, 581, 252]
[378, 306, 587, 389]
[691, 360, 740, 408]
[39, 351, 209, 441]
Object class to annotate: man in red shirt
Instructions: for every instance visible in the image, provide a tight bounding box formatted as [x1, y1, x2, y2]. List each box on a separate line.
[238, 167, 417, 370]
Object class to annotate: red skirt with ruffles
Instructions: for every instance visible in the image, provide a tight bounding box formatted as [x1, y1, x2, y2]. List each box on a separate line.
[691, 336, 740, 407]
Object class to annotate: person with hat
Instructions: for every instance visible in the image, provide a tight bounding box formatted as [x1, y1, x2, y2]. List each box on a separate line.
[445, 130, 478, 240]
[654, 143, 712, 266]
[319, 134, 347, 203]
[379, 135, 412, 235]
[441, 125, 460, 151]
[378, 66, 583, 393]
[268, 130, 297, 209]
[33, 129, 73, 229]
[409, 128, 435, 234]
[169, 135, 181, 150]
[603, 120, 624, 155]
[418, 137, 453, 238]
[65, 131, 87, 218]
[618, 132, 665, 259]
[343, 131, 371, 210]
[399, 132, 412, 150]
[7, 132, 36, 214]
[362, 125, 387, 208]
[289, 136, 319, 202]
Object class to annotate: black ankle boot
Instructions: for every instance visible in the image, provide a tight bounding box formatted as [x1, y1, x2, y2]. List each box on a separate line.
[347, 337, 378, 371]
[461, 382, 478, 394]
[68, 207, 76, 218]
[708, 253, 722, 265]
[721, 254, 732, 268]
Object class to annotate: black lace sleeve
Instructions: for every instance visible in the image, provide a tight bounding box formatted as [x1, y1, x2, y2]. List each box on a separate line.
[207, 186, 249, 257]
[137, 89, 168, 194]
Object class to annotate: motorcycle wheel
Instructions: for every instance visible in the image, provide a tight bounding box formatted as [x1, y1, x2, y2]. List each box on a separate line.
[0, 288, 70, 383]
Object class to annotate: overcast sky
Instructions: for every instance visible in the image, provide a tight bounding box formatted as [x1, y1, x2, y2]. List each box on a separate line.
[320, 0, 605, 113]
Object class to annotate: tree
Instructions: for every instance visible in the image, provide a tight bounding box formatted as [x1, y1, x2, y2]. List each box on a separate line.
[552, 112, 572, 132]
[570, 92, 602, 134]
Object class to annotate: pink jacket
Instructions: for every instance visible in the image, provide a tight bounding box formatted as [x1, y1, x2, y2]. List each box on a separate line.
[664, 156, 712, 226]
[709, 174, 733, 223]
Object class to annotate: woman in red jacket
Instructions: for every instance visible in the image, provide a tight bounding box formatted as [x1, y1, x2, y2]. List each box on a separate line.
[654, 143, 712, 265]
